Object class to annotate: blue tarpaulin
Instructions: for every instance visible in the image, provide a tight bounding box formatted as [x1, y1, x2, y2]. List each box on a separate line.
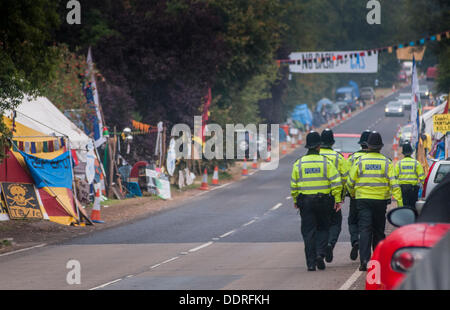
[19, 150, 73, 189]
[291, 104, 313, 126]
[278, 127, 287, 142]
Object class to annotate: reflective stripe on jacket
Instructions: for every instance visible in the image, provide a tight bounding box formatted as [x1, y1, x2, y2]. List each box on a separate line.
[320, 148, 348, 183]
[345, 150, 367, 197]
[395, 157, 425, 185]
[291, 154, 342, 204]
[347, 152, 403, 206]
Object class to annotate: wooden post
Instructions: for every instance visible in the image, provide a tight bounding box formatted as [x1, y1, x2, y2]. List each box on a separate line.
[107, 136, 116, 198]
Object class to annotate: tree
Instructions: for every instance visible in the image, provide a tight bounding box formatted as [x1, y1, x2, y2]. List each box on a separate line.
[0, 0, 59, 161]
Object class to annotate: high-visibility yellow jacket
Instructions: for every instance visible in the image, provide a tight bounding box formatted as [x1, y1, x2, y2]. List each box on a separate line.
[347, 152, 403, 206]
[345, 150, 368, 197]
[320, 148, 348, 183]
[291, 153, 343, 204]
[395, 156, 425, 185]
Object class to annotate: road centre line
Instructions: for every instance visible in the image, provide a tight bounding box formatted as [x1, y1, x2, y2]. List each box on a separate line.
[243, 219, 256, 227]
[219, 230, 236, 238]
[188, 241, 213, 253]
[286, 196, 292, 200]
[90, 278, 123, 290]
[338, 268, 363, 290]
[270, 203, 282, 211]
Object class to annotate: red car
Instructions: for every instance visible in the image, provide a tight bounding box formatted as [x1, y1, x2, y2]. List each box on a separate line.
[366, 173, 450, 290]
[398, 70, 407, 82]
[426, 66, 438, 81]
[333, 133, 361, 159]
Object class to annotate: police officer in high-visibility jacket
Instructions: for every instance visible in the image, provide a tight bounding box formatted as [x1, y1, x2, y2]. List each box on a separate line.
[395, 143, 425, 209]
[346, 129, 371, 261]
[319, 129, 347, 263]
[347, 132, 403, 271]
[291, 132, 343, 271]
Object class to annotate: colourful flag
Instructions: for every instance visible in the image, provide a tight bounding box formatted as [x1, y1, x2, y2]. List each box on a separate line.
[410, 57, 421, 153]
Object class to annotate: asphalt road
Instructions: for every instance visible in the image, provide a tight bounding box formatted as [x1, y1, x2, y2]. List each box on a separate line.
[0, 83, 427, 291]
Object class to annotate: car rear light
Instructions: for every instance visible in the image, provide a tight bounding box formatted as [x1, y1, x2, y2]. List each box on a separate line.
[391, 247, 429, 273]
[422, 162, 436, 198]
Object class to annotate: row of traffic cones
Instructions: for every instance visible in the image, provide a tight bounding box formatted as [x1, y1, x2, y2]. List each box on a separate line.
[199, 155, 260, 191]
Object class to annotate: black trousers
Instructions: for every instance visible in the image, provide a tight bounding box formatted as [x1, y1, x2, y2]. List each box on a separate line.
[400, 184, 420, 209]
[356, 199, 388, 264]
[348, 198, 359, 247]
[328, 208, 342, 248]
[298, 194, 333, 268]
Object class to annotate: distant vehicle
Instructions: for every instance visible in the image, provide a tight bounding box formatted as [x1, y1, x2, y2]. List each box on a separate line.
[336, 86, 359, 111]
[396, 93, 412, 110]
[385, 101, 404, 117]
[332, 133, 360, 159]
[324, 103, 342, 120]
[335, 100, 350, 113]
[402, 61, 413, 77]
[418, 85, 430, 100]
[397, 70, 407, 82]
[360, 87, 375, 102]
[398, 124, 412, 146]
[415, 159, 450, 213]
[426, 66, 438, 81]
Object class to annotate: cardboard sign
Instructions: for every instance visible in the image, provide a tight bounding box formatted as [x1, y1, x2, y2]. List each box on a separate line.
[1, 183, 43, 220]
[433, 114, 450, 134]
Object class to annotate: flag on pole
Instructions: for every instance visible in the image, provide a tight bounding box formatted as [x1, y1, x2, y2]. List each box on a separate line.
[86, 47, 106, 148]
[410, 56, 421, 153]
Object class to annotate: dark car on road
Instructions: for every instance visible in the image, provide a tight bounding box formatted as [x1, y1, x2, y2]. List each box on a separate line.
[360, 87, 375, 103]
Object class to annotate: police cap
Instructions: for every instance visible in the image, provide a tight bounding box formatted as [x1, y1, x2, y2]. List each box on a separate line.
[321, 128, 335, 146]
[358, 130, 372, 146]
[305, 131, 322, 149]
[367, 131, 384, 149]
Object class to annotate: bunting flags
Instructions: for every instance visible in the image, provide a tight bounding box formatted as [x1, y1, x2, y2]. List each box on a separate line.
[279, 30, 450, 69]
[131, 120, 158, 134]
[12, 138, 67, 154]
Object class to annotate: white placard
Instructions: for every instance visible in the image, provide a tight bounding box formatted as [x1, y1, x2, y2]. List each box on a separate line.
[289, 50, 378, 73]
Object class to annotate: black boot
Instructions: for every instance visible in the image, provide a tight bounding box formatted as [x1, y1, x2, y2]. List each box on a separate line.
[350, 242, 359, 261]
[359, 261, 367, 271]
[316, 256, 326, 270]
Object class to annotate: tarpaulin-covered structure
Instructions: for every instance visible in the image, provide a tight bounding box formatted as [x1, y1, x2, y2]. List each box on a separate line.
[291, 104, 313, 127]
[0, 117, 80, 225]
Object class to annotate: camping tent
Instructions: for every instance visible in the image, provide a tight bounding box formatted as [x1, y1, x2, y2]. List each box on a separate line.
[291, 104, 313, 127]
[0, 117, 80, 225]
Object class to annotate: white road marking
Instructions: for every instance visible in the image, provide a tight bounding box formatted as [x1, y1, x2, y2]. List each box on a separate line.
[286, 196, 292, 200]
[270, 203, 282, 211]
[179, 251, 189, 255]
[243, 219, 256, 227]
[160, 257, 179, 265]
[212, 238, 220, 241]
[339, 268, 363, 290]
[150, 263, 161, 269]
[220, 230, 236, 238]
[0, 243, 47, 257]
[89, 278, 122, 290]
[188, 241, 213, 253]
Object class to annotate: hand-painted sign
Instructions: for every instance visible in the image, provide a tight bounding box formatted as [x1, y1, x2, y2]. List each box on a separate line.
[289, 50, 378, 73]
[19, 151, 73, 189]
[1, 183, 43, 220]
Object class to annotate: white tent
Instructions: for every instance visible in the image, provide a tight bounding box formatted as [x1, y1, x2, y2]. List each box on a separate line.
[12, 96, 92, 151]
[421, 102, 446, 140]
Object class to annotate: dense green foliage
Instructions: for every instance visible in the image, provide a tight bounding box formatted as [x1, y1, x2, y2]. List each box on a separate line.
[1, 0, 449, 163]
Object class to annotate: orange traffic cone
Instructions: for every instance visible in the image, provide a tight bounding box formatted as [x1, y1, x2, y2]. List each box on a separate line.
[90, 183, 104, 223]
[394, 150, 399, 162]
[281, 143, 287, 155]
[199, 168, 209, 190]
[212, 166, 219, 185]
[252, 153, 258, 169]
[291, 136, 296, 148]
[242, 158, 249, 176]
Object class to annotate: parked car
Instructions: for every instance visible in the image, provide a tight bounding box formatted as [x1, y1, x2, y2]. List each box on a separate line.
[360, 87, 375, 102]
[415, 159, 450, 213]
[324, 103, 342, 120]
[335, 100, 350, 114]
[398, 124, 412, 146]
[396, 93, 412, 110]
[397, 70, 407, 82]
[336, 86, 359, 111]
[418, 85, 430, 100]
[385, 101, 404, 117]
[332, 133, 360, 159]
[426, 66, 438, 81]
[366, 173, 450, 290]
